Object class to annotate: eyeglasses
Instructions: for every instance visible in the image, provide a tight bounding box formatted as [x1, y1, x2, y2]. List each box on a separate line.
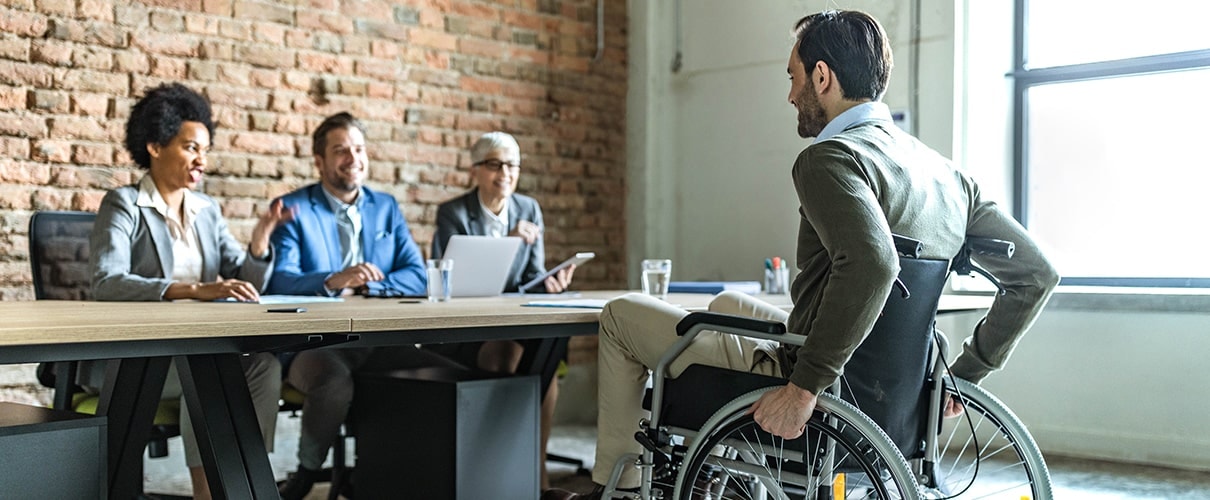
[474, 159, 520, 172]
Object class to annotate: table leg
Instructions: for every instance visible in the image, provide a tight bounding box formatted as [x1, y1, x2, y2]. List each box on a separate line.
[177, 353, 278, 500]
[98, 356, 170, 499]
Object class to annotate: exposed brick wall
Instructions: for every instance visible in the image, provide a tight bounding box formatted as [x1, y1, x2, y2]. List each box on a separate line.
[0, 0, 629, 309]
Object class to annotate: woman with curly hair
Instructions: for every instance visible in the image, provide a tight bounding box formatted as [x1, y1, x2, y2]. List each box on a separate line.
[88, 82, 290, 499]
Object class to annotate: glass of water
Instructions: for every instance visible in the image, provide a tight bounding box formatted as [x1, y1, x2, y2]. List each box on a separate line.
[426, 258, 453, 302]
[641, 259, 672, 300]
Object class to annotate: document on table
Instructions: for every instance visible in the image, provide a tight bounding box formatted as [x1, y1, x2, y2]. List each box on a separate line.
[522, 298, 609, 309]
[213, 295, 346, 305]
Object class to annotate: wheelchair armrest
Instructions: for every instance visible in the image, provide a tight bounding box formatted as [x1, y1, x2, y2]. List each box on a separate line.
[675, 312, 786, 337]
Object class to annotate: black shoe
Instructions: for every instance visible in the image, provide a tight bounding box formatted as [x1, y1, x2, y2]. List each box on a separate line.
[278, 466, 323, 500]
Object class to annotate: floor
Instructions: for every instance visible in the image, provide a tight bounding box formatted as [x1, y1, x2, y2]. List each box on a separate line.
[142, 420, 1210, 499]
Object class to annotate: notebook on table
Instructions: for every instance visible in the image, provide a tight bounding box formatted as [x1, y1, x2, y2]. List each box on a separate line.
[441, 235, 523, 297]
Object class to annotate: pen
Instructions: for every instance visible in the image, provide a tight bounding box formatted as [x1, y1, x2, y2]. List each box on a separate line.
[267, 307, 307, 313]
[773, 256, 782, 270]
[765, 258, 773, 270]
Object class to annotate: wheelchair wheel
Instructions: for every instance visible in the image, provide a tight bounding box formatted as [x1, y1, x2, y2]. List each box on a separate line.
[924, 378, 1052, 499]
[675, 389, 920, 500]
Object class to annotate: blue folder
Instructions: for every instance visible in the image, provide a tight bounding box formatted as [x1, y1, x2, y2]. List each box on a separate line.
[667, 281, 762, 294]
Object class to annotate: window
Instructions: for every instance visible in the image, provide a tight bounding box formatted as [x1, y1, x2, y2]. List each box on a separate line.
[1013, 0, 1210, 286]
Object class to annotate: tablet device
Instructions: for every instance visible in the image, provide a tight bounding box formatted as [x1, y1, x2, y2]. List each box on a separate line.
[518, 252, 595, 293]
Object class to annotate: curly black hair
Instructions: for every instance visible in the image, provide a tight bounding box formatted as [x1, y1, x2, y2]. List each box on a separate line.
[124, 83, 215, 170]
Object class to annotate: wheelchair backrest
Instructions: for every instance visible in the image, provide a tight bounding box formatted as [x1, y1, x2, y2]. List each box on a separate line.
[838, 255, 950, 459]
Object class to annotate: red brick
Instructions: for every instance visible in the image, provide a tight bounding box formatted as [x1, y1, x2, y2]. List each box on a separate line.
[29, 40, 73, 66]
[0, 8, 49, 38]
[113, 52, 149, 74]
[449, 1, 498, 21]
[131, 32, 198, 57]
[203, 0, 232, 15]
[297, 52, 353, 75]
[235, 45, 294, 69]
[204, 86, 269, 110]
[230, 132, 293, 155]
[0, 114, 47, 138]
[251, 22, 286, 45]
[72, 189, 106, 211]
[250, 69, 279, 89]
[32, 140, 71, 163]
[217, 64, 249, 85]
[281, 71, 310, 91]
[217, 19, 251, 41]
[273, 114, 306, 135]
[233, 0, 293, 24]
[222, 197, 255, 217]
[204, 177, 267, 198]
[200, 40, 234, 60]
[72, 46, 113, 71]
[342, 0, 392, 20]
[35, 0, 74, 17]
[184, 15, 218, 35]
[78, 0, 114, 22]
[0, 185, 32, 209]
[0, 87, 22, 111]
[408, 27, 457, 51]
[296, 10, 352, 34]
[355, 58, 400, 80]
[138, 0, 203, 11]
[367, 82, 393, 99]
[49, 116, 111, 141]
[50, 165, 130, 189]
[47, 19, 127, 49]
[69, 93, 108, 116]
[0, 138, 30, 160]
[458, 37, 506, 58]
[0, 35, 29, 62]
[149, 56, 186, 78]
[28, 90, 68, 113]
[72, 143, 114, 165]
[0, 61, 53, 88]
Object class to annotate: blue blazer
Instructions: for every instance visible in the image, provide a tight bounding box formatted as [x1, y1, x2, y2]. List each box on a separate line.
[431, 188, 546, 293]
[266, 184, 426, 296]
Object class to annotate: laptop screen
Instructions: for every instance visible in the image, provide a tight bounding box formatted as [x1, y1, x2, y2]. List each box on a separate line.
[441, 235, 523, 297]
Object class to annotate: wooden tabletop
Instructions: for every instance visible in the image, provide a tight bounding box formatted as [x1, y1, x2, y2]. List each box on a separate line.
[0, 290, 988, 352]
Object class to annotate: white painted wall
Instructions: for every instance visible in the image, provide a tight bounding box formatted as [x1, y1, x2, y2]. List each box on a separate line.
[628, 0, 1210, 471]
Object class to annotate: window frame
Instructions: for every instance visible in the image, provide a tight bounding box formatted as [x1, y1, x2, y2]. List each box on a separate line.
[1010, 0, 1210, 287]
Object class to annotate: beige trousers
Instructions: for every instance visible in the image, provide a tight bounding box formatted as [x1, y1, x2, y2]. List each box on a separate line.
[593, 291, 788, 487]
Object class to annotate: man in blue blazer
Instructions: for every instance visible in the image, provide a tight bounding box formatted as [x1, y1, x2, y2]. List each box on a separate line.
[269, 112, 461, 499]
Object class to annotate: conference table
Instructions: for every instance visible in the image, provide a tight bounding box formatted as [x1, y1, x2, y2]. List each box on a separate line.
[0, 291, 990, 499]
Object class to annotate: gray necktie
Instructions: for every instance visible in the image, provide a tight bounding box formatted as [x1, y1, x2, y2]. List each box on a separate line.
[337, 206, 359, 268]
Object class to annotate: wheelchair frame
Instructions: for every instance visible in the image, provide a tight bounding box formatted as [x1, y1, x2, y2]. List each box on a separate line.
[601, 237, 1053, 500]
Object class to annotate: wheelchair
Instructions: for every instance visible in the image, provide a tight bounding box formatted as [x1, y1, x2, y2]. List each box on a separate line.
[602, 236, 1052, 499]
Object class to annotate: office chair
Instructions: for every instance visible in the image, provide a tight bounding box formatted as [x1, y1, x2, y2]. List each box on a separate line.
[28, 211, 182, 479]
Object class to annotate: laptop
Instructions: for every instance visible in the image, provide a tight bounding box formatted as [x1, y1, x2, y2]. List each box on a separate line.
[441, 235, 523, 297]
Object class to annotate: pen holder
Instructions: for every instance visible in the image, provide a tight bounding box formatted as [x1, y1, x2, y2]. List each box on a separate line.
[764, 267, 789, 295]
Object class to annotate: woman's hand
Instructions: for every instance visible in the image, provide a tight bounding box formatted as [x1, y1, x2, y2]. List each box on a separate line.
[250, 199, 293, 257]
[166, 278, 261, 302]
[543, 264, 576, 293]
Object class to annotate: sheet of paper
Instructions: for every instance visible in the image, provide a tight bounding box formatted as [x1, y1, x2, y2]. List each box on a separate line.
[522, 298, 609, 309]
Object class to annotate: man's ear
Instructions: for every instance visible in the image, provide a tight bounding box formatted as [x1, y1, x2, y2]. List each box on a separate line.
[313, 154, 324, 171]
[813, 60, 833, 93]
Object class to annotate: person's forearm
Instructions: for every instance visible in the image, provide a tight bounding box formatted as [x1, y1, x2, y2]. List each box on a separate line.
[163, 282, 198, 300]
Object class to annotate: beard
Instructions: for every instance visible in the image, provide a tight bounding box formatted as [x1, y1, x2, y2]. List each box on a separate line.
[795, 85, 828, 138]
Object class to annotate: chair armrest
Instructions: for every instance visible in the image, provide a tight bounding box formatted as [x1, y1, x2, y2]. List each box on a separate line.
[675, 312, 786, 337]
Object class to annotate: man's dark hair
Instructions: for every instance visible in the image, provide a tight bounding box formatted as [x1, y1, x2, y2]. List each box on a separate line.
[311, 112, 367, 156]
[124, 83, 215, 170]
[794, 10, 893, 101]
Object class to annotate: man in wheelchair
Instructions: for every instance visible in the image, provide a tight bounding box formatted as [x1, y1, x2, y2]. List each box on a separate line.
[543, 9, 1059, 500]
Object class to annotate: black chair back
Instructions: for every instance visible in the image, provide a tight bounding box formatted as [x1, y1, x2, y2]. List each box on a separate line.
[29, 211, 96, 301]
[839, 256, 951, 458]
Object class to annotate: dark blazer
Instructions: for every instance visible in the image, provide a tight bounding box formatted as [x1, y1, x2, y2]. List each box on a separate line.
[90, 182, 273, 301]
[266, 183, 426, 296]
[432, 188, 546, 292]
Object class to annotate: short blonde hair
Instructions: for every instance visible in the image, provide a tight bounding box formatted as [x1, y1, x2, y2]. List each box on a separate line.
[470, 131, 520, 165]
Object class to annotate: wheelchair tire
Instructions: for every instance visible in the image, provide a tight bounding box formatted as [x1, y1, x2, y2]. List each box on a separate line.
[674, 388, 920, 500]
[924, 377, 1053, 499]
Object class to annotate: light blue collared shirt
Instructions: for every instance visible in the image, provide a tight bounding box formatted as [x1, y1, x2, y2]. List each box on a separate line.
[814, 101, 893, 143]
[319, 186, 365, 268]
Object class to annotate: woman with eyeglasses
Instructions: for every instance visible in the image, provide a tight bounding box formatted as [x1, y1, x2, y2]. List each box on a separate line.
[430, 131, 575, 488]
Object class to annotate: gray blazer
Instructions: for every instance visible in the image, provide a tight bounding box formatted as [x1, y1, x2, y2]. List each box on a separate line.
[431, 188, 546, 293]
[90, 184, 273, 301]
